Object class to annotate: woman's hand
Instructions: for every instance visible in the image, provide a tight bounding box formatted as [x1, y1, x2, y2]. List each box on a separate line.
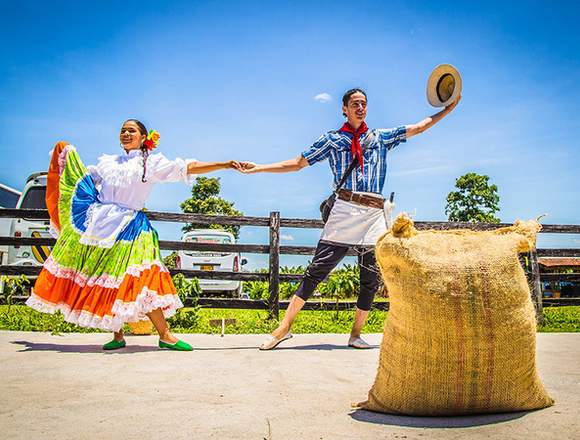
[225, 160, 243, 171]
[239, 161, 259, 173]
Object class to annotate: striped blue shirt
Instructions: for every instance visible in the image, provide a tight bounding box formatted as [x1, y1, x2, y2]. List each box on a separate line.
[302, 126, 407, 194]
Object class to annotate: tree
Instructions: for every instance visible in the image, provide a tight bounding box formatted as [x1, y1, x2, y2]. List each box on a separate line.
[445, 172, 500, 223]
[180, 176, 243, 238]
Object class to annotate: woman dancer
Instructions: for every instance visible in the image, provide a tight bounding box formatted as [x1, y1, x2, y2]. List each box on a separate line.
[26, 119, 240, 351]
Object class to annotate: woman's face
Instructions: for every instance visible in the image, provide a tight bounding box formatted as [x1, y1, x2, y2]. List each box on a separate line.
[120, 121, 146, 151]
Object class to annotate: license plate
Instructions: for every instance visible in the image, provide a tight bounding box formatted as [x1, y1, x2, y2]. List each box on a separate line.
[200, 265, 214, 271]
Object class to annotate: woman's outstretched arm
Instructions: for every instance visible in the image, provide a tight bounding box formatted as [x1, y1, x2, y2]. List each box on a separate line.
[187, 160, 241, 175]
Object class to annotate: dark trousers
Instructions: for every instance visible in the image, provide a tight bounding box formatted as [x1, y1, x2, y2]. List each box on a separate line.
[294, 241, 380, 311]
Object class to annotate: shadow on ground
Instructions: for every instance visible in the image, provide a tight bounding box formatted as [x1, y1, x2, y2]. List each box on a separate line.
[349, 408, 530, 428]
[11, 340, 159, 354]
[173, 343, 378, 351]
[275, 343, 379, 351]
[11, 340, 378, 353]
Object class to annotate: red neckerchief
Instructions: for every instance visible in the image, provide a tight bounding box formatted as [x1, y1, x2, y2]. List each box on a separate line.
[339, 121, 368, 174]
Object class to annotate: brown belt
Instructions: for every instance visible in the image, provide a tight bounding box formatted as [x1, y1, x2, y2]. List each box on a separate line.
[337, 189, 384, 209]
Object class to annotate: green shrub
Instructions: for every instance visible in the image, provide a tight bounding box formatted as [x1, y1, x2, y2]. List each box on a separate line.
[539, 306, 580, 332]
[243, 265, 364, 300]
[318, 264, 359, 299]
[171, 273, 201, 304]
[169, 274, 201, 328]
[168, 308, 200, 329]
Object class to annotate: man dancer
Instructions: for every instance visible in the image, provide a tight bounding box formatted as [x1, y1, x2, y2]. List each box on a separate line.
[241, 88, 460, 349]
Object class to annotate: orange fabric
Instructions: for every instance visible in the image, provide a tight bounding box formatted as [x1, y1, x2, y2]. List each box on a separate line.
[46, 141, 70, 232]
[33, 265, 176, 320]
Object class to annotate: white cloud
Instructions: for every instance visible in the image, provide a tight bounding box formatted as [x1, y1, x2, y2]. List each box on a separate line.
[314, 93, 332, 103]
[281, 234, 295, 241]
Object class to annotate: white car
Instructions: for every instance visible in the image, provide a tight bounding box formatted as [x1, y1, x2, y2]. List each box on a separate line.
[7, 172, 52, 267]
[1, 182, 22, 264]
[175, 229, 247, 297]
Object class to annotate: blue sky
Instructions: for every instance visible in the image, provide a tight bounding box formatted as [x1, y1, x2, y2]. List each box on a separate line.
[1, 1, 579, 269]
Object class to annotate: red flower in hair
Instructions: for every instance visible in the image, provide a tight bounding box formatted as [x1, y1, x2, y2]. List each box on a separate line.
[143, 130, 160, 151]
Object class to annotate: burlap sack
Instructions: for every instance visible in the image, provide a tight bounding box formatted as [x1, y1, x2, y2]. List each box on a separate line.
[361, 213, 554, 416]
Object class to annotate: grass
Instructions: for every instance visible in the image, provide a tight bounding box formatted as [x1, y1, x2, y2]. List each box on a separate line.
[174, 307, 388, 334]
[0, 305, 387, 335]
[538, 306, 580, 332]
[1, 305, 579, 334]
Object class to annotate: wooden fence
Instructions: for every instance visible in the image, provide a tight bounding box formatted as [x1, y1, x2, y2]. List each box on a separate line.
[1, 208, 579, 322]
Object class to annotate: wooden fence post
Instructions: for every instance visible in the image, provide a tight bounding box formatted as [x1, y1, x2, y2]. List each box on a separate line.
[529, 249, 545, 325]
[268, 211, 281, 319]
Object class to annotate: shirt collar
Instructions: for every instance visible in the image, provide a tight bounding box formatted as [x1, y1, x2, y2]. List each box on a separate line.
[123, 149, 142, 159]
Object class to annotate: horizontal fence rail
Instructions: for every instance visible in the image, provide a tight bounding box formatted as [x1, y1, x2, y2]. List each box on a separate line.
[1, 208, 579, 318]
[1, 295, 394, 311]
[2, 208, 580, 233]
[3, 294, 579, 309]
[1, 237, 579, 258]
[0, 264, 578, 285]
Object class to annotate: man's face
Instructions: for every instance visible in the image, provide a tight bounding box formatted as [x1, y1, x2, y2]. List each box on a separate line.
[342, 92, 367, 126]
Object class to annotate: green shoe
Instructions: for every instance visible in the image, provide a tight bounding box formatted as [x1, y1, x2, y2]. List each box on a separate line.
[103, 339, 126, 350]
[159, 339, 193, 351]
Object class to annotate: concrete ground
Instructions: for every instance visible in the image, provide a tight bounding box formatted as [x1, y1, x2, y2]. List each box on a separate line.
[0, 332, 579, 440]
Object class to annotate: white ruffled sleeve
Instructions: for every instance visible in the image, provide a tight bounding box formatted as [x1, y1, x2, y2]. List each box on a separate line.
[148, 153, 197, 185]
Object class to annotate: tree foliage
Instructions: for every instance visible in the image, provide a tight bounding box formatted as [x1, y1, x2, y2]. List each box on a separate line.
[163, 252, 178, 269]
[445, 172, 500, 223]
[180, 177, 243, 238]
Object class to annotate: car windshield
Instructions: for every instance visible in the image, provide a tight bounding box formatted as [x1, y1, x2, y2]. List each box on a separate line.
[20, 186, 47, 209]
[184, 235, 232, 256]
[0, 187, 20, 208]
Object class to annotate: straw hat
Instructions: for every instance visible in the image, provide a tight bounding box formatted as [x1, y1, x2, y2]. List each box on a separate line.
[426, 64, 462, 107]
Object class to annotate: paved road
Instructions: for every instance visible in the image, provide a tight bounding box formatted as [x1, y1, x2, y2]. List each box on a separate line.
[1, 332, 579, 439]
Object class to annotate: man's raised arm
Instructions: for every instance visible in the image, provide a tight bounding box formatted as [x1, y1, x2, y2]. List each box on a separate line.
[406, 95, 461, 139]
[239, 155, 309, 174]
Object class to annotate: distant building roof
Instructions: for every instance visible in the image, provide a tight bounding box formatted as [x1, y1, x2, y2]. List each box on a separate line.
[538, 257, 580, 268]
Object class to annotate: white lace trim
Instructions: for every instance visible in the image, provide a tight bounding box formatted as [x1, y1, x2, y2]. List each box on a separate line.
[26, 288, 182, 332]
[83, 203, 98, 229]
[42, 256, 169, 289]
[78, 235, 118, 249]
[49, 221, 60, 239]
[124, 260, 169, 277]
[111, 287, 184, 323]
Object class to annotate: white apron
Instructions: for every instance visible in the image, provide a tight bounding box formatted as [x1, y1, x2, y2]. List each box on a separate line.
[320, 193, 395, 246]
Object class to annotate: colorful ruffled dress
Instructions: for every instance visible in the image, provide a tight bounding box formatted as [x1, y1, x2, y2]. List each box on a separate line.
[26, 141, 195, 331]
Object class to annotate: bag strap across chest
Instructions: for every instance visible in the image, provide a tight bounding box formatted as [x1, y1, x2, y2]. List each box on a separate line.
[333, 129, 376, 193]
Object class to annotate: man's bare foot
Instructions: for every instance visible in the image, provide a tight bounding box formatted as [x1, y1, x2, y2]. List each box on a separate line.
[259, 333, 293, 350]
[271, 324, 291, 340]
[348, 335, 372, 349]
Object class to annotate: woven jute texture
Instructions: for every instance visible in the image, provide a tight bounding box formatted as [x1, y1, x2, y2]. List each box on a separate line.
[361, 213, 554, 416]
